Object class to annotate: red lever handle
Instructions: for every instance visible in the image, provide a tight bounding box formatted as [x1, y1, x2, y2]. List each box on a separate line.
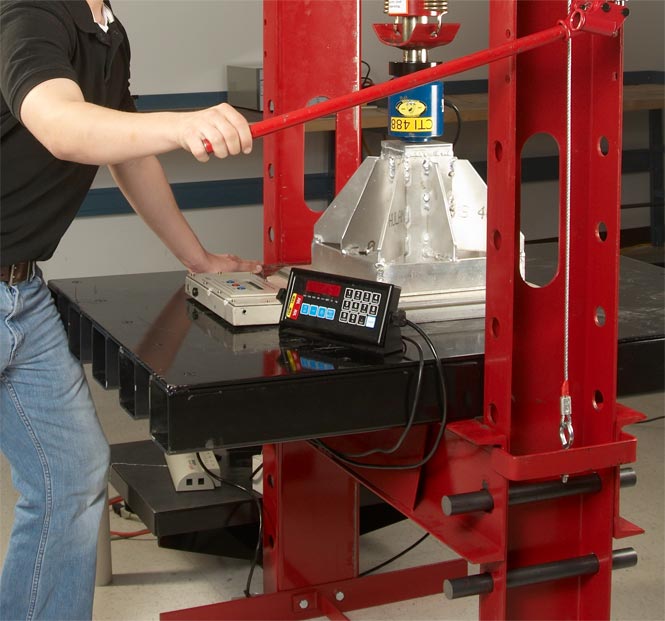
[250, 23, 569, 140]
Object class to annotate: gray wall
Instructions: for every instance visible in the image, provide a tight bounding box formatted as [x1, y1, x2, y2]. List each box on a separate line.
[44, 0, 664, 280]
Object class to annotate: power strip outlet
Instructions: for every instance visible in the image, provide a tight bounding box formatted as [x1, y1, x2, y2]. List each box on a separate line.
[165, 450, 221, 492]
[251, 454, 263, 494]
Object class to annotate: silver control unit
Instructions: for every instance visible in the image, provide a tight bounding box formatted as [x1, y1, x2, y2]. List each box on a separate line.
[185, 272, 283, 326]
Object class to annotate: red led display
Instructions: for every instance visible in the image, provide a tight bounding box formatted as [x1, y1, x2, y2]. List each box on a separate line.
[305, 280, 342, 298]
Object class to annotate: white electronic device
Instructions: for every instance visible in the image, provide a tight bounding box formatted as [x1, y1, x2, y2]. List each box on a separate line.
[185, 272, 285, 326]
[164, 450, 221, 492]
[251, 454, 263, 494]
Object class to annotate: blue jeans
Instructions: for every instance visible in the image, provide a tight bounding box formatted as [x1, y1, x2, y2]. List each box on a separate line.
[0, 272, 110, 621]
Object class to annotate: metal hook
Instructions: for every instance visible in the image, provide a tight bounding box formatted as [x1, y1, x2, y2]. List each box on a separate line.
[559, 416, 574, 449]
[559, 394, 574, 449]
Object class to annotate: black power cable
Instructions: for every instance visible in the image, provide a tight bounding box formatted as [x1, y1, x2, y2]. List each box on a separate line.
[361, 60, 374, 89]
[359, 533, 430, 577]
[443, 99, 462, 147]
[311, 316, 448, 470]
[633, 415, 664, 424]
[342, 335, 425, 458]
[196, 453, 262, 598]
[250, 462, 264, 480]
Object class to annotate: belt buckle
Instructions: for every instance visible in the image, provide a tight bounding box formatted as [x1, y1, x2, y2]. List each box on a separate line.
[8, 264, 20, 286]
[8, 262, 32, 286]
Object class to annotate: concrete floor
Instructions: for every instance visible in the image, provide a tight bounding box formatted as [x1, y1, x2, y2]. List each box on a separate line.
[1, 371, 663, 620]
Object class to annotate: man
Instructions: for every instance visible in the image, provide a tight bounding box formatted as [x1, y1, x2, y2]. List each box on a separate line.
[0, 1, 261, 618]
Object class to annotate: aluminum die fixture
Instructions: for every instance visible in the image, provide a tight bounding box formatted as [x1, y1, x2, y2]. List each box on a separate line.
[312, 140, 524, 322]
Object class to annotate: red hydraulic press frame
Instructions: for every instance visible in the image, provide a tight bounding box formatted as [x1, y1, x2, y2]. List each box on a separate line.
[162, 1, 643, 619]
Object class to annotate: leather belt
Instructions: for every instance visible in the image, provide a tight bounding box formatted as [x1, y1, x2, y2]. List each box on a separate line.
[0, 261, 36, 286]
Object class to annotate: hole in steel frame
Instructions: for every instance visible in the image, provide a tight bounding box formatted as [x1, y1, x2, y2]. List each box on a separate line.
[593, 389, 604, 410]
[599, 136, 610, 156]
[267, 474, 274, 488]
[268, 227, 274, 243]
[304, 95, 333, 214]
[520, 133, 560, 287]
[493, 229, 502, 250]
[487, 402, 498, 425]
[494, 141, 503, 162]
[491, 317, 500, 338]
[595, 306, 606, 327]
[268, 99, 275, 113]
[505, 29, 512, 38]
[268, 163, 274, 178]
[570, 10, 584, 30]
[596, 221, 608, 242]
[267, 535, 275, 548]
[306, 96, 329, 108]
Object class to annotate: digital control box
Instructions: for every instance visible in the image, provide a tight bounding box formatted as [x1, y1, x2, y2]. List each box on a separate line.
[279, 268, 402, 352]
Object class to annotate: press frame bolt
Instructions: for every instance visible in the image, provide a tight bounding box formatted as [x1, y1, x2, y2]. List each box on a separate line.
[299, 599, 309, 609]
[335, 591, 345, 601]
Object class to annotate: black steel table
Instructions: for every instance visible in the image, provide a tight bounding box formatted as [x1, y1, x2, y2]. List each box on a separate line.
[50, 249, 664, 452]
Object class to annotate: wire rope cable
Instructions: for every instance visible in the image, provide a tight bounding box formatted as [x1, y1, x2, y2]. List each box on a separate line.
[559, 0, 575, 454]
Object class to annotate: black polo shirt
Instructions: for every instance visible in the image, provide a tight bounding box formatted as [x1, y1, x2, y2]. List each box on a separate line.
[0, 0, 136, 265]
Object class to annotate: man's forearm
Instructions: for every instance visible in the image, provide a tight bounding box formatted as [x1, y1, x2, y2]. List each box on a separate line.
[109, 156, 211, 272]
[20, 78, 253, 166]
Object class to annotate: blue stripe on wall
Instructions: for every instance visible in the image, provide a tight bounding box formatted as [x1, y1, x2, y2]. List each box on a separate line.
[133, 91, 227, 111]
[80, 173, 334, 217]
[80, 149, 656, 218]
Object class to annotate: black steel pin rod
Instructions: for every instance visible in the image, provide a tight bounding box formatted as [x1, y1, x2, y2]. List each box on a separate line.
[509, 474, 603, 506]
[442, 467, 637, 516]
[619, 466, 637, 488]
[612, 547, 639, 570]
[441, 488, 494, 516]
[507, 554, 599, 590]
[444, 548, 638, 600]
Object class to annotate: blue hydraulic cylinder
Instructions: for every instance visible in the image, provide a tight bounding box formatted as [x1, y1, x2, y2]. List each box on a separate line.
[388, 81, 444, 142]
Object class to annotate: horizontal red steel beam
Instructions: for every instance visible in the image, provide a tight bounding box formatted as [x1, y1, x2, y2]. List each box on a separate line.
[160, 559, 467, 620]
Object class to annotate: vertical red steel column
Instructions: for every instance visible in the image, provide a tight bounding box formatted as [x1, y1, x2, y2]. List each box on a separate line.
[261, 0, 362, 596]
[262, 442, 359, 594]
[482, 1, 518, 616]
[484, 0, 624, 618]
[262, 0, 361, 265]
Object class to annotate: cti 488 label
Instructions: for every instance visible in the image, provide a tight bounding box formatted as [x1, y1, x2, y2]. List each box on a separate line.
[390, 117, 433, 132]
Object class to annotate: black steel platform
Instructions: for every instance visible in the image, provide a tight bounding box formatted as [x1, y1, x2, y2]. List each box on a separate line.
[49, 246, 664, 452]
[109, 440, 403, 558]
[109, 441, 260, 538]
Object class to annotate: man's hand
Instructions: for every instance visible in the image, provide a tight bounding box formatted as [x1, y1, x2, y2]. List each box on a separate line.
[191, 251, 262, 275]
[176, 103, 253, 162]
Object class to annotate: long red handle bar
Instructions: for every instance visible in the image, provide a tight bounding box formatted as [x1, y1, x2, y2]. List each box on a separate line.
[250, 23, 569, 139]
